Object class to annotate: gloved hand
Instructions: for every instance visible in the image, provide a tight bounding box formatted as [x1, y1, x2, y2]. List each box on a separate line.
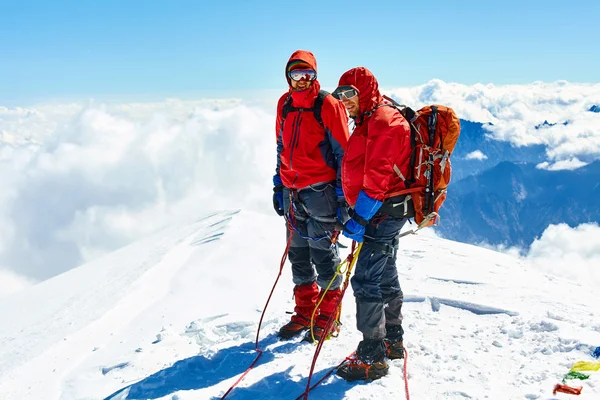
[342, 190, 383, 242]
[335, 183, 349, 231]
[272, 174, 285, 216]
[273, 187, 284, 216]
[336, 200, 350, 231]
[343, 218, 365, 242]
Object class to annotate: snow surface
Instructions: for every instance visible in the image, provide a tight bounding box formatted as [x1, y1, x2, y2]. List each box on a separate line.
[0, 209, 598, 400]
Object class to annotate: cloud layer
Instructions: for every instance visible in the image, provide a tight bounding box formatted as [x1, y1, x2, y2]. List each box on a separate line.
[536, 157, 587, 171]
[0, 269, 35, 299]
[385, 80, 600, 164]
[525, 223, 600, 288]
[1, 98, 277, 288]
[1, 80, 599, 295]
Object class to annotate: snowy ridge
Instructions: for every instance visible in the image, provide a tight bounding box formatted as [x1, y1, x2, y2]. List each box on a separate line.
[0, 210, 240, 399]
[0, 210, 598, 399]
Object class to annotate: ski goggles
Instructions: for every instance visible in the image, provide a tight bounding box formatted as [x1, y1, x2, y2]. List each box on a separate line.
[332, 85, 359, 101]
[287, 69, 317, 82]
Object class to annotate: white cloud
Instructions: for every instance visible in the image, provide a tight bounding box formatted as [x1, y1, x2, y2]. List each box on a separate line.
[384, 80, 600, 162]
[536, 157, 588, 171]
[524, 223, 600, 287]
[0, 269, 35, 299]
[0, 98, 278, 282]
[476, 242, 523, 258]
[465, 150, 488, 160]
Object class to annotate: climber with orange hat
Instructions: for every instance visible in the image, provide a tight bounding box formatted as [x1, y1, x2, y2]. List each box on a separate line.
[272, 50, 350, 343]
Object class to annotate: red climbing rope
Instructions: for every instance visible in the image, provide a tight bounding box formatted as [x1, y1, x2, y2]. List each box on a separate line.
[294, 354, 354, 400]
[297, 242, 360, 399]
[403, 347, 410, 400]
[219, 218, 293, 399]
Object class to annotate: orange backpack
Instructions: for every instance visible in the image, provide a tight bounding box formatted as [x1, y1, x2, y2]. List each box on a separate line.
[384, 96, 461, 228]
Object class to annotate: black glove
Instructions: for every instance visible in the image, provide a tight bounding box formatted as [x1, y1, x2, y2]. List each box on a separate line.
[336, 200, 350, 231]
[273, 186, 284, 216]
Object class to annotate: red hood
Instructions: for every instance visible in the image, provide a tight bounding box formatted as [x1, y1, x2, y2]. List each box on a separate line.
[285, 50, 318, 87]
[285, 50, 321, 107]
[338, 67, 382, 117]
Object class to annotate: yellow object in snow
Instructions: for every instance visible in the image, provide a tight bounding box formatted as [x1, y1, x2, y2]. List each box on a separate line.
[570, 361, 600, 372]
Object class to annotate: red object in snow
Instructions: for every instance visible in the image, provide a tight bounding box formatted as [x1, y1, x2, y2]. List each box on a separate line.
[553, 383, 583, 395]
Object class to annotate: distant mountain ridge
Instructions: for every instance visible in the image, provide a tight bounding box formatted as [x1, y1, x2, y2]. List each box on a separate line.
[437, 160, 600, 248]
[450, 119, 547, 181]
[435, 111, 600, 248]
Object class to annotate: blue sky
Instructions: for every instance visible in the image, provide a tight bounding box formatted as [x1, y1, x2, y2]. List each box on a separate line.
[1, 0, 598, 104]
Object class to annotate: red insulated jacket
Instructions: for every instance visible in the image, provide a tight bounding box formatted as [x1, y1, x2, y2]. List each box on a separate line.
[339, 67, 412, 206]
[275, 50, 349, 189]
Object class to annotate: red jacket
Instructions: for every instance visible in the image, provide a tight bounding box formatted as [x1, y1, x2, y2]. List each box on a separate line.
[339, 67, 412, 206]
[275, 50, 349, 189]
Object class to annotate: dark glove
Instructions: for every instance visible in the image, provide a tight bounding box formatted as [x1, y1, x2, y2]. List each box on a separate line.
[336, 200, 350, 231]
[273, 186, 284, 216]
[335, 183, 349, 230]
[272, 174, 285, 216]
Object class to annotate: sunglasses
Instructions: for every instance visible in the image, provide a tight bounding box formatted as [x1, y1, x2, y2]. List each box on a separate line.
[288, 69, 317, 82]
[332, 85, 359, 100]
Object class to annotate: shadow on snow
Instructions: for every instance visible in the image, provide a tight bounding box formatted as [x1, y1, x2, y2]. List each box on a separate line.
[104, 333, 358, 400]
[216, 365, 362, 400]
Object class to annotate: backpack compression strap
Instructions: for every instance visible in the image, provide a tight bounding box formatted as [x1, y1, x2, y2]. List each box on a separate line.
[423, 106, 439, 214]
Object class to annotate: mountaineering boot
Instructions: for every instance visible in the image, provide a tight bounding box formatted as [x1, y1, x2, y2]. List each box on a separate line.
[303, 316, 340, 343]
[385, 338, 405, 360]
[336, 338, 389, 381]
[384, 324, 405, 360]
[278, 315, 309, 340]
[278, 282, 319, 340]
[303, 289, 342, 343]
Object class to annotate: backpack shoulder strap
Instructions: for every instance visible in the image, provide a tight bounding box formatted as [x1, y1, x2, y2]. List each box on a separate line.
[313, 90, 329, 127]
[281, 94, 293, 121]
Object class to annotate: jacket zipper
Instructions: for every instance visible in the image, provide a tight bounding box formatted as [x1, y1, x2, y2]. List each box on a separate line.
[288, 111, 302, 174]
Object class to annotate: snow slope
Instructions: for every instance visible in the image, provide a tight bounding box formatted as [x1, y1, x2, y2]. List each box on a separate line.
[0, 209, 598, 400]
